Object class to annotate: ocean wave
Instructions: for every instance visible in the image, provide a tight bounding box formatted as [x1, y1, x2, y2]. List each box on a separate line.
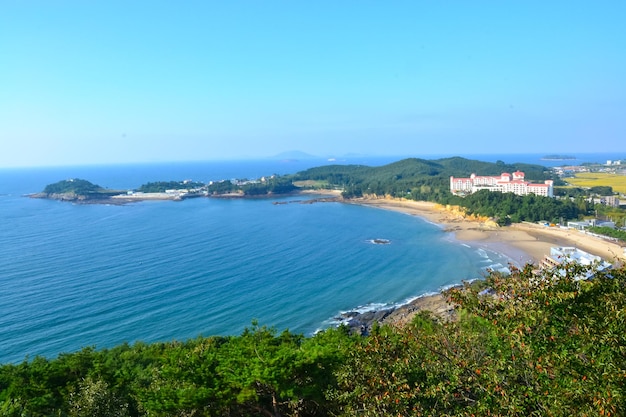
[484, 263, 511, 274]
[339, 302, 391, 315]
[439, 283, 463, 292]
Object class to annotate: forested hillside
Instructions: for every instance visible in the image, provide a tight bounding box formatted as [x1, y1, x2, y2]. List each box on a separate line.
[293, 157, 555, 199]
[43, 179, 107, 195]
[293, 157, 581, 224]
[40, 179, 119, 199]
[136, 181, 205, 193]
[207, 177, 297, 196]
[2, 263, 624, 416]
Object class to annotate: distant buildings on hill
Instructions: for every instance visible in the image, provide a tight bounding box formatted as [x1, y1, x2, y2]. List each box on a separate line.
[450, 171, 554, 197]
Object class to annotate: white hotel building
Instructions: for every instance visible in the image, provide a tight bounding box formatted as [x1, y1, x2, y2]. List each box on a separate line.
[450, 171, 554, 197]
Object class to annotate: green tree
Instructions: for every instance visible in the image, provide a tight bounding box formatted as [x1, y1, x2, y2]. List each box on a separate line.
[68, 376, 129, 417]
[332, 264, 626, 416]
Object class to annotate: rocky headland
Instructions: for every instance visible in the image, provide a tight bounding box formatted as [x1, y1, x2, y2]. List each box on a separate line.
[339, 293, 456, 335]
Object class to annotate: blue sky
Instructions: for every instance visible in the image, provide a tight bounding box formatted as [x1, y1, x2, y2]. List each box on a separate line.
[1, 1, 625, 167]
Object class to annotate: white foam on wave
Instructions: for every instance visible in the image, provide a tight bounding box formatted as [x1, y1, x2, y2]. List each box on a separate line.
[461, 243, 471, 248]
[339, 302, 391, 315]
[484, 263, 511, 275]
[318, 289, 450, 334]
[421, 218, 445, 229]
[439, 283, 464, 292]
[400, 291, 439, 304]
[475, 248, 489, 259]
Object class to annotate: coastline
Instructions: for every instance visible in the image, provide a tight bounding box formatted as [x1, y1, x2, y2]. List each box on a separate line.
[28, 188, 625, 332]
[348, 196, 625, 265]
[339, 196, 626, 331]
[29, 188, 344, 204]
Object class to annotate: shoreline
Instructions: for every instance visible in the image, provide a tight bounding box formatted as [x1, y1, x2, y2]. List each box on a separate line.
[28, 189, 625, 331]
[348, 196, 625, 265]
[338, 196, 626, 331]
[28, 188, 344, 204]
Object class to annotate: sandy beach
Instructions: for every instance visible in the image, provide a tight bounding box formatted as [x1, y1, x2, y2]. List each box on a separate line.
[349, 196, 625, 266]
[337, 196, 626, 329]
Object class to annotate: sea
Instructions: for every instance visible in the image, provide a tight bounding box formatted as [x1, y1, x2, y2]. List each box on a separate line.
[0, 152, 621, 364]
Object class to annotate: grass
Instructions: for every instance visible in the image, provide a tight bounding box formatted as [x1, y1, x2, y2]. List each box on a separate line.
[566, 172, 626, 194]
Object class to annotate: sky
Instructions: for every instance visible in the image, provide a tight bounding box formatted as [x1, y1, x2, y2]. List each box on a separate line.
[1, 1, 625, 167]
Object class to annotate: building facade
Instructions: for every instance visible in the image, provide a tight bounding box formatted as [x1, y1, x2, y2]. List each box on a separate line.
[450, 171, 554, 197]
[540, 246, 612, 280]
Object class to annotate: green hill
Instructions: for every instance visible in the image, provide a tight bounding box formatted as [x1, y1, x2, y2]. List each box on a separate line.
[40, 179, 120, 200]
[293, 157, 555, 202]
[43, 179, 106, 195]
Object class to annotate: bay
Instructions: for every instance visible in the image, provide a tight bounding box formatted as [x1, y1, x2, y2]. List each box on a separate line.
[0, 153, 616, 364]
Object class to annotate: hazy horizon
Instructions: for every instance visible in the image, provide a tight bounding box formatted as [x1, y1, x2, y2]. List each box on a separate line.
[2, 1, 625, 168]
[2, 150, 624, 171]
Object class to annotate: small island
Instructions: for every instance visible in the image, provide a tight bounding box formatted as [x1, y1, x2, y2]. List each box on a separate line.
[541, 154, 576, 160]
[29, 179, 122, 202]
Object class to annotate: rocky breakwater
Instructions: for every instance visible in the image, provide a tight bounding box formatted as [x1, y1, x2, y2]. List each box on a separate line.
[339, 293, 456, 335]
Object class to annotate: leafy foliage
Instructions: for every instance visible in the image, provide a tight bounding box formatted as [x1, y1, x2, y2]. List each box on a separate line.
[240, 177, 296, 196]
[554, 187, 590, 198]
[588, 226, 626, 242]
[458, 189, 582, 225]
[136, 181, 204, 193]
[207, 177, 297, 196]
[293, 157, 581, 224]
[590, 185, 614, 195]
[0, 326, 356, 417]
[2, 265, 625, 416]
[207, 180, 239, 195]
[333, 264, 626, 416]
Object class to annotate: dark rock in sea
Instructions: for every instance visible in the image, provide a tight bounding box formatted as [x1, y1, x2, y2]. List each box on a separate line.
[340, 311, 359, 319]
[372, 238, 391, 245]
[342, 307, 396, 335]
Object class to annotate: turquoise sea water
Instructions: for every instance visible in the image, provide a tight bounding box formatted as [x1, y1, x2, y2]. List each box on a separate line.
[0, 154, 618, 364]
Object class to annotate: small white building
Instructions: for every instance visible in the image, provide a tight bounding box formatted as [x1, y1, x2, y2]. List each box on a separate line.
[567, 219, 616, 230]
[540, 247, 612, 280]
